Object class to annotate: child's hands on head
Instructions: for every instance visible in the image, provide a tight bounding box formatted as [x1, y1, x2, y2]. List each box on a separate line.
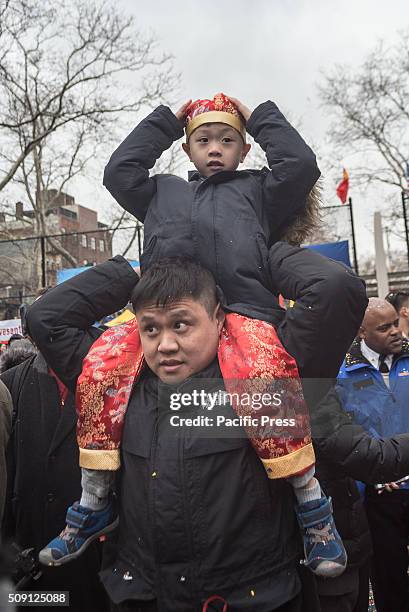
[175, 100, 192, 123]
[226, 96, 252, 123]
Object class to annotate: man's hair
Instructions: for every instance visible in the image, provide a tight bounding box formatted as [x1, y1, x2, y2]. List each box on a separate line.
[8, 333, 23, 345]
[0, 339, 37, 374]
[131, 257, 218, 317]
[386, 291, 409, 313]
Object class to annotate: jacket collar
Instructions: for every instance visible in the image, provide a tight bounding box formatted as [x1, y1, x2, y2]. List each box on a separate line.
[344, 337, 409, 370]
[187, 169, 246, 184]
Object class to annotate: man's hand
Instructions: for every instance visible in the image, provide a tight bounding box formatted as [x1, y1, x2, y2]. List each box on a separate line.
[175, 100, 192, 123]
[377, 481, 401, 494]
[227, 96, 253, 122]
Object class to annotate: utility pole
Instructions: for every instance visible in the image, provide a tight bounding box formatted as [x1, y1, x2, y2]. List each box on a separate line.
[348, 197, 359, 275]
[374, 212, 389, 298]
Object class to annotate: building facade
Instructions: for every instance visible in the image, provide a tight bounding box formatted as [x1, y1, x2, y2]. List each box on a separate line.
[0, 190, 112, 318]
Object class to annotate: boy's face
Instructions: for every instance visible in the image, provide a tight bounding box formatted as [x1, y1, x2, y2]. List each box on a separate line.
[182, 123, 251, 177]
[136, 297, 224, 384]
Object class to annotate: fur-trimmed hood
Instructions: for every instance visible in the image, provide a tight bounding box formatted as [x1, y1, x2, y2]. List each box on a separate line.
[280, 179, 323, 246]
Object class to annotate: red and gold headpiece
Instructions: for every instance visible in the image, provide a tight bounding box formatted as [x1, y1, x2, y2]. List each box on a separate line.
[185, 93, 246, 141]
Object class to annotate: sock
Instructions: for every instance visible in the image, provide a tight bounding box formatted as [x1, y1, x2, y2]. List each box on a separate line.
[80, 468, 113, 511]
[80, 489, 108, 511]
[292, 477, 322, 507]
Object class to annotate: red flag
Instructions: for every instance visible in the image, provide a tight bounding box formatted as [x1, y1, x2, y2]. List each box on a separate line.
[336, 168, 349, 204]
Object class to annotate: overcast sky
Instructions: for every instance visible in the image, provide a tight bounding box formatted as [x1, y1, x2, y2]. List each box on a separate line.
[78, 0, 408, 260]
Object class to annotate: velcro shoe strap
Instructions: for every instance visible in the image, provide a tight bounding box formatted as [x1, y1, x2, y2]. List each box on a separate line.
[296, 497, 334, 528]
[66, 506, 89, 529]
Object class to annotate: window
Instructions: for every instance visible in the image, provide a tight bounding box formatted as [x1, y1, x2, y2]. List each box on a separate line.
[90, 237, 96, 250]
[99, 239, 105, 252]
[81, 234, 87, 247]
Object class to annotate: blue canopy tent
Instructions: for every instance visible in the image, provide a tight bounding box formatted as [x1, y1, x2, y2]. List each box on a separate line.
[305, 240, 352, 268]
[57, 260, 140, 284]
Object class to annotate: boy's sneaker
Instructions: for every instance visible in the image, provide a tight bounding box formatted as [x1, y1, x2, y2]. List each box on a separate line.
[295, 496, 347, 578]
[39, 501, 118, 566]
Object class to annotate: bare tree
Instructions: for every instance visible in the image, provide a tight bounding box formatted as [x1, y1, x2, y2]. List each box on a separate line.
[318, 29, 409, 191]
[0, 0, 177, 191]
[0, 0, 178, 290]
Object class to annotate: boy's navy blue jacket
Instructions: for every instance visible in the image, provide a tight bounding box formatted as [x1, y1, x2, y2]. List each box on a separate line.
[103, 102, 320, 324]
[337, 338, 409, 440]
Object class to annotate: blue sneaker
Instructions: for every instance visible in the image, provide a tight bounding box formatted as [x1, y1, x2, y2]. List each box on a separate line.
[39, 501, 118, 566]
[295, 496, 347, 578]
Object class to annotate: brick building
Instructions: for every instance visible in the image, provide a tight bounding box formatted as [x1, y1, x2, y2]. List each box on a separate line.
[0, 190, 112, 317]
[42, 189, 112, 273]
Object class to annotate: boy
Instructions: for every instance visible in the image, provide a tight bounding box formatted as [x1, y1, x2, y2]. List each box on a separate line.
[39, 95, 366, 578]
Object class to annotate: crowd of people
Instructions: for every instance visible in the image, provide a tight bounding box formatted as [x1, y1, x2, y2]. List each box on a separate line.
[1, 94, 409, 612]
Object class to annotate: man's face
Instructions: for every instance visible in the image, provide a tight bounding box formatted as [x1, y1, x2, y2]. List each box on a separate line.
[136, 298, 225, 384]
[182, 123, 250, 177]
[359, 303, 403, 355]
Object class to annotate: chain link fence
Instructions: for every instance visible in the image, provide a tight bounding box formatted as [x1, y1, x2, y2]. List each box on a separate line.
[0, 224, 143, 319]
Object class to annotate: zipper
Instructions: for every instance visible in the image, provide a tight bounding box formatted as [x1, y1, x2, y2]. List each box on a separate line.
[212, 185, 218, 279]
[149, 418, 159, 595]
[180, 425, 199, 604]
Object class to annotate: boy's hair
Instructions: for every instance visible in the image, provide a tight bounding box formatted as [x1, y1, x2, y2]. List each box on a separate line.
[131, 257, 218, 318]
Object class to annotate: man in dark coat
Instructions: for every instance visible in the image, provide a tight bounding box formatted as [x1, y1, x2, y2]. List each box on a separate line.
[1, 353, 109, 612]
[26, 249, 409, 612]
[27, 251, 349, 612]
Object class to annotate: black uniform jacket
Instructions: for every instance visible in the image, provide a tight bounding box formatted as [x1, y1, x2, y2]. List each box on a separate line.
[103, 102, 320, 324]
[313, 387, 409, 577]
[1, 354, 108, 612]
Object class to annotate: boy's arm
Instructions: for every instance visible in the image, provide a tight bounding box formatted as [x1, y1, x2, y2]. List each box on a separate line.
[25, 256, 139, 392]
[103, 105, 184, 222]
[245, 100, 320, 235]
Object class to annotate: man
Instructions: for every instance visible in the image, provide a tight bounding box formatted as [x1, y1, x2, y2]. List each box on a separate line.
[1, 353, 109, 612]
[0, 338, 37, 374]
[386, 290, 409, 338]
[336, 298, 409, 612]
[27, 251, 409, 612]
[26, 243, 372, 611]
